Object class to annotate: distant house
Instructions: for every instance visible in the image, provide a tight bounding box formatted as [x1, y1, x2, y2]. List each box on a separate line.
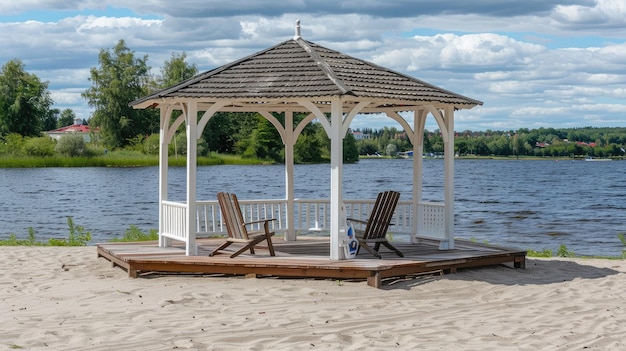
[351, 131, 370, 140]
[45, 118, 93, 142]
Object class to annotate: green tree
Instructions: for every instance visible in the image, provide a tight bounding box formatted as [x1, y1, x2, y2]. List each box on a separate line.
[343, 131, 359, 163]
[245, 116, 283, 161]
[357, 138, 379, 155]
[82, 39, 157, 148]
[157, 52, 198, 88]
[385, 143, 398, 157]
[294, 121, 325, 163]
[0, 59, 53, 137]
[512, 133, 525, 159]
[42, 108, 59, 132]
[204, 112, 257, 154]
[58, 108, 76, 128]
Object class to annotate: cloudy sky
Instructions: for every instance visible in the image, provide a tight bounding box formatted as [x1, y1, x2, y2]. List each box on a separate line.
[1, 0, 625, 132]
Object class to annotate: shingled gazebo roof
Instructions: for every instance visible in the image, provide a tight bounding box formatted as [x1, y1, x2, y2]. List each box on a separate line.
[130, 37, 482, 110]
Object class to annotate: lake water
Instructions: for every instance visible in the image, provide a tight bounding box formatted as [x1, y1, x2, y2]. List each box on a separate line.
[1, 159, 624, 256]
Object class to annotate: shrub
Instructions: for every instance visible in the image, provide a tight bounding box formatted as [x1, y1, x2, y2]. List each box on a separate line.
[24, 136, 56, 156]
[143, 134, 160, 155]
[55, 134, 87, 156]
[557, 244, 574, 257]
[3, 133, 25, 155]
[109, 225, 158, 242]
[527, 249, 553, 257]
[48, 217, 91, 246]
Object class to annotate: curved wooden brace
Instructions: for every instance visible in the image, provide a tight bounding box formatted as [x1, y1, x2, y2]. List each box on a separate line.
[384, 111, 416, 146]
[197, 101, 232, 139]
[341, 101, 371, 137]
[165, 102, 187, 144]
[258, 111, 287, 144]
[414, 109, 428, 146]
[160, 104, 174, 130]
[426, 106, 448, 142]
[297, 100, 331, 136]
[292, 113, 316, 145]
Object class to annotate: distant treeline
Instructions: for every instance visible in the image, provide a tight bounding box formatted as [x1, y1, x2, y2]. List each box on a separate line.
[353, 126, 626, 158]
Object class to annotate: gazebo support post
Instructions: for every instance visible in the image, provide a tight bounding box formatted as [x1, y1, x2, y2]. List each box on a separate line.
[158, 107, 170, 248]
[329, 100, 344, 260]
[412, 109, 427, 244]
[185, 102, 198, 256]
[284, 110, 296, 241]
[441, 106, 455, 250]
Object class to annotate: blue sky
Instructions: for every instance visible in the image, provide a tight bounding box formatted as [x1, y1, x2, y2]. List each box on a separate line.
[1, 0, 625, 132]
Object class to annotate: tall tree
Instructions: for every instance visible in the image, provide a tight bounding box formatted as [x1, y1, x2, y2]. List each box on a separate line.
[58, 108, 76, 128]
[0, 59, 53, 137]
[343, 131, 359, 163]
[156, 52, 200, 149]
[82, 39, 157, 147]
[42, 108, 60, 131]
[158, 52, 198, 88]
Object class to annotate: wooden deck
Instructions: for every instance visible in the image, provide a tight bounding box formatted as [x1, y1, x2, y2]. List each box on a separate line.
[97, 237, 526, 288]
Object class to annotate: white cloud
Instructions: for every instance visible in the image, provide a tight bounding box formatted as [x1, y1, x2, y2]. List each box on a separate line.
[0, 0, 625, 130]
[553, 0, 626, 27]
[50, 88, 84, 105]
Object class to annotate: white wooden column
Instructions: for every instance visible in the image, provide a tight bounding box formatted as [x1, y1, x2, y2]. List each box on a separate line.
[284, 110, 296, 241]
[329, 100, 344, 260]
[185, 102, 198, 256]
[441, 106, 455, 250]
[412, 109, 427, 244]
[158, 106, 170, 247]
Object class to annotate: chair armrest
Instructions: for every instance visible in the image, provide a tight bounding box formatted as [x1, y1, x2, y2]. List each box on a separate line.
[244, 218, 277, 226]
[346, 218, 367, 225]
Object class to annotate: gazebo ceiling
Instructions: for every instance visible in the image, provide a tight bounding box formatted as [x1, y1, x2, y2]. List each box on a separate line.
[130, 36, 482, 112]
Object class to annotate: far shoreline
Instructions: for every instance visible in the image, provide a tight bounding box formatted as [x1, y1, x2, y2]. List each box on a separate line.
[1, 154, 623, 168]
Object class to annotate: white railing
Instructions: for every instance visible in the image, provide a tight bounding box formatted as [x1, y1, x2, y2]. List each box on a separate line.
[196, 198, 287, 235]
[160, 199, 447, 250]
[417, 201, 446, 240]
[189, 198, 445, 240]
[196, 198, 416, 236]
[161, 200, 189, 241]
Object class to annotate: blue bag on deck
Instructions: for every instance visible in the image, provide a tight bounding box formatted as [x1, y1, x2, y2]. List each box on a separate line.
[345, 222, 359, 259]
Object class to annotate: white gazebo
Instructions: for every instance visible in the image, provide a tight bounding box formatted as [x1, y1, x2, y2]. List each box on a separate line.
[130, 22, 482, 258]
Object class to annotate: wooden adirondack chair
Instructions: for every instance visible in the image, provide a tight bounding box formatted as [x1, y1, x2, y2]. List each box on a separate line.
[347, 190, 403, 258]
[210, 192, 276, 258]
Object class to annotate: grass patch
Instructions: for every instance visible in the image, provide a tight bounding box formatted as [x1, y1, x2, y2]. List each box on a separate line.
[526, 249, 553, 258]
[109, 225, 159, 242]
[0, 152, 273, 168]
[0, 217, 91, 246]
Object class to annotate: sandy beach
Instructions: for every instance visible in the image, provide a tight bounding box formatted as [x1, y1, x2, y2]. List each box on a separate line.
[1, 246, 625, 350]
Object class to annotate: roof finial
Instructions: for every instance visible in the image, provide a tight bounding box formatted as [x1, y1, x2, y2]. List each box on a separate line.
[294, 20, 301, 40]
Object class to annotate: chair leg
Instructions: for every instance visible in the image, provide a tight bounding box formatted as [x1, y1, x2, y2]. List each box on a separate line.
[382, 242, 404, 257]
[373, 242, 381, 252]
[358, 241, 382, 259]
[230, 244, 254, 258]
[266, 234, 275, 256]
[209, 241, 233, 256]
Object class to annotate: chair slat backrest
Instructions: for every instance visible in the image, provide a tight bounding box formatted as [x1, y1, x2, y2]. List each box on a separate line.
[363, 191, 400, 240]
[217, 192, 248, 240]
